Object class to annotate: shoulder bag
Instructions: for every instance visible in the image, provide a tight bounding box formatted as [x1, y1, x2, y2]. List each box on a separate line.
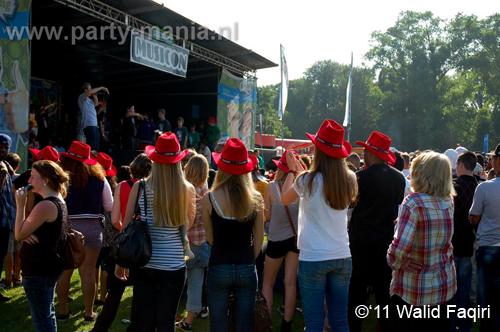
[111, 179, 152, 268]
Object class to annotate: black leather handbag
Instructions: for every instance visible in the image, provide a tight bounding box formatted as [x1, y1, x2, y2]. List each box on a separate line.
[111, 179, 152, 268]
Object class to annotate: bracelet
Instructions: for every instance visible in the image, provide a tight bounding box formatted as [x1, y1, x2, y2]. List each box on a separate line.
[286, 170, 296, 176]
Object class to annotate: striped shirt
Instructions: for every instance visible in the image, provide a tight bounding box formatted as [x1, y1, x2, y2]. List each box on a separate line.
[387, 192, 456, 306]
[139, 184, 185, 271]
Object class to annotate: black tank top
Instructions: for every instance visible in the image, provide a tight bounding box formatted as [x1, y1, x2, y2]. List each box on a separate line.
[208, 193, 255, 266]
[20, 196, 68, 277]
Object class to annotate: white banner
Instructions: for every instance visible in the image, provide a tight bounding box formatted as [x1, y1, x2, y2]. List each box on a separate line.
[130, 33, 189, 78]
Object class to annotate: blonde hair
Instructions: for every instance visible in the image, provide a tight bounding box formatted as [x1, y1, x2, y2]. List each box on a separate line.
[410, 152, 455, 197]
[148, 162, 190, 227]
[184, 155, 209, 185]
[211, 170, 263, 222]
[297, 148, 358, 210]
[273, 168, 287, 183]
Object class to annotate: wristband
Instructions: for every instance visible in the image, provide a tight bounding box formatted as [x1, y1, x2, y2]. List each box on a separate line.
[1, 167, 7, 172]
[286, 170, 296, 176]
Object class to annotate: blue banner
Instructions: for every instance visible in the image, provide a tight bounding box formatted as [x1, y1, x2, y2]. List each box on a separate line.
[483, 134, 489, 154]
[217, 69, 257, 148]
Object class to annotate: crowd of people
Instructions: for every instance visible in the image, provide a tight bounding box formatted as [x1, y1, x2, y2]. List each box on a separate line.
[28, 83, 223, 156]
[1, 89, 500, 332]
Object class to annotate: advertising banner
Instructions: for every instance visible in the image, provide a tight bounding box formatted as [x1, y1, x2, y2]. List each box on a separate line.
[217, 69, 257, 148]
[130, 32, 189, 78]
[0, 0, 32, 170]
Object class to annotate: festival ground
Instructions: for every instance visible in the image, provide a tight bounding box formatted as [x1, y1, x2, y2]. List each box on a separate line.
[1, 271, 482, 331]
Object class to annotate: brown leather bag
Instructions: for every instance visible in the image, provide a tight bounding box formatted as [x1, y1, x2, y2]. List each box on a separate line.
[228, 290, 273, 332]
[63, 220, 86, 270]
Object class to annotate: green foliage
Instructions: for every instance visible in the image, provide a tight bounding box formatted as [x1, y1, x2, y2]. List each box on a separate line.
[261, 11, 500, 151]
[257, 85, 291, 137]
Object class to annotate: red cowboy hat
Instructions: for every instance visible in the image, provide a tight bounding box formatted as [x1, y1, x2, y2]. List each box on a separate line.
[92, 152, 117, 177]
[356, 131, 396, 164]
[272, 150, 303, 173]
[208, 116, 217, 124]
[29, 146, 60, 163]
[145, 132, 189, 164]
[212, 138, 257, 175]
[60, 141, 97, 165]
[306, 120, 351, 158]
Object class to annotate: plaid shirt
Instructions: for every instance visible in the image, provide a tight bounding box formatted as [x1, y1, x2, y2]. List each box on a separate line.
[387, 192, 456, 306]
[1, 172, 15, 229]
[188, 184, 208, 246]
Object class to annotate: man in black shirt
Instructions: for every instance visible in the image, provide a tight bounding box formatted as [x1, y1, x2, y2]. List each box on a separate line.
[450, 151, 478, 331]
[348, 131, 405, 332]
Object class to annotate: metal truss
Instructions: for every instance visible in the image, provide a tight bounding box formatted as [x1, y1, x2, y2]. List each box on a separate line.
[52, 0, 256, 77]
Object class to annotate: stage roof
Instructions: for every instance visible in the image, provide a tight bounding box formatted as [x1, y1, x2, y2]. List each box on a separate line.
[32, 0, 277, 100]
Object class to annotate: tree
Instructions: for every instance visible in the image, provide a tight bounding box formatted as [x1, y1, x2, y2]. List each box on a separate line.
[257, 85, 291, 137]
[365, 11, 476, 150]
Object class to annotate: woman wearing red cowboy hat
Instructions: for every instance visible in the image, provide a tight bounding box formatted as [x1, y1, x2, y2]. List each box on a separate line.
[262, 150, 304, 332]
[56, 141, 114, 323]
[281, 120, 358, 332]
[115, 132, 196, 331]
[201, 137, 264, 332]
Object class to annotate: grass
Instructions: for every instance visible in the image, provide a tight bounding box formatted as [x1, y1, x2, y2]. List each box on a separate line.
[1, 271, 481, 331]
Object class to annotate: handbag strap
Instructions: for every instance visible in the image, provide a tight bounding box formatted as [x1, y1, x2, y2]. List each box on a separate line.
[132, 180, 144, 220]
[142, 179, 148, 222]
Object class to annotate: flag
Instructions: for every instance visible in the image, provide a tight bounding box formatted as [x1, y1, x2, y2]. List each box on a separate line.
[343, 52, 353, 127]
[278, 44, 288, 120]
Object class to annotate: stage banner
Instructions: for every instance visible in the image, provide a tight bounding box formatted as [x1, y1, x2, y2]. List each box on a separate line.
[0, 0, 32, 171]
[130, 32, 189, 78]
[217, 68, 257, 148]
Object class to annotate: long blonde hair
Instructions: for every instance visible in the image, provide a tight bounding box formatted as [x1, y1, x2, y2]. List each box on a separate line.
[148, 162, 190, 227]
[298, 148, 358, 210]
[410, 152, 455, 197]
[211, 170, 263, 222]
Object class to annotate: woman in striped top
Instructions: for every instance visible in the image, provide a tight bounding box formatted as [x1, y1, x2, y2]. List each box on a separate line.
[115, 133, 196, 332]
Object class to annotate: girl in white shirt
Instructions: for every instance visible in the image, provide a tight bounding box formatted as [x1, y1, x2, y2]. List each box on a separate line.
[281, 119, 357, 332]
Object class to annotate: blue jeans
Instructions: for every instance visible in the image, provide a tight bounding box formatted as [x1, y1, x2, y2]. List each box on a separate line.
[476, 246, 500, 332]
[299, 258, 352, 332]
[84, 126, 100, 151]
[23, 275, 60, 332]
[186, 242, 211, 313]
[208, 264, 257, 332]
[450, 256, 472, 332]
